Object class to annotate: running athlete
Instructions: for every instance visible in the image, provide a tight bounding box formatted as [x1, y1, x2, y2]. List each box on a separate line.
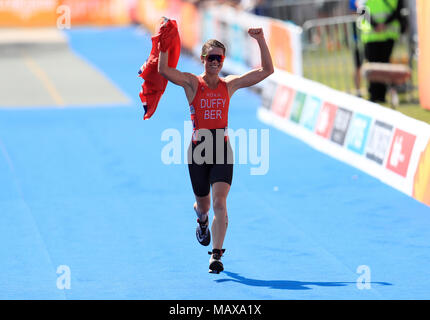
[158, 24, 274, 273]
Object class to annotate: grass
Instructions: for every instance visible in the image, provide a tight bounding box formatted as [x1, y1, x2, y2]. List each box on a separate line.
[384, 102, 430, 124]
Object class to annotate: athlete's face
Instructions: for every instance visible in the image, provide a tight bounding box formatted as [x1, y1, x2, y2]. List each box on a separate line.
[201, 47, 224, 75]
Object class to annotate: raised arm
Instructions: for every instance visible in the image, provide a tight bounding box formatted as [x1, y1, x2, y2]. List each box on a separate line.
[158, 50, 197, 102]
[225, 28, 274, 97]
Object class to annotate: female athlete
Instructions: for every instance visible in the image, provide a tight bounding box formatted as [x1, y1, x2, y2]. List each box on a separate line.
[158, 26, 274, 273]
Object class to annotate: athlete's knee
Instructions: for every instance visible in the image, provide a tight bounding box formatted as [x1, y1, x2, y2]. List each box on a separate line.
[212, 196, 227, 214]
[197, 203, 210, 215]
[196, 197, 211, 214]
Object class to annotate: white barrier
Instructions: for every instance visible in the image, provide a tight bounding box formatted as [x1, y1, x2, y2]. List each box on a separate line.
[257, 70, 430, 207]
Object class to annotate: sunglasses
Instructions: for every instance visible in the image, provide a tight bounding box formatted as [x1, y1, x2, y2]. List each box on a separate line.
[203, 54, 225, 63]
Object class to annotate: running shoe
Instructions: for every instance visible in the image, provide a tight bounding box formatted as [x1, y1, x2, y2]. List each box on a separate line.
[195, 207, 211, 246]
[208, 249, 225, 274]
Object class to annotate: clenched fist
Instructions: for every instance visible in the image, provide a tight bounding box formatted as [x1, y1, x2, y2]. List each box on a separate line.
[248, 28, 265, 40]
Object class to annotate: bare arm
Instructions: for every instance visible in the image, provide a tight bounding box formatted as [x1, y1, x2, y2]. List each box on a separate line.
[225, 28, 274, 97]
[158, 50, 198, 102]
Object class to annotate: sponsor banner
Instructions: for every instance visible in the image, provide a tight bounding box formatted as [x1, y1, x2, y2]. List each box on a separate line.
[413, 139, 430, 206]
[0, 0, 131, 26]
[386, 129, 417, 178]
[345, 113, 372, 155]
[416, 0, 430, 110]
[315, 102, 337, 139]
[258, 70, 430, 206]
[300, 95, 322, 131]
[365, 120, 393, 165]
[330, 107, 353, 146]
[261, 80, 278, 111]
[271, 84, 295, 119]
[289, 91, 306, 123]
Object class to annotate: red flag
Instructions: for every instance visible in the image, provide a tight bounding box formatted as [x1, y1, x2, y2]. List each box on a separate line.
[138, 18, 181, 120]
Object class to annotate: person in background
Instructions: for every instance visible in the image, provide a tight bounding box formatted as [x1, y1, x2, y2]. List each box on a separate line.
[350, 0, 364, 97]
[360, 0, 404, 102]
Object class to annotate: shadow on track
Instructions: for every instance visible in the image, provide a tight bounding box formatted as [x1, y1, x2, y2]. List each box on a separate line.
[215, 271, 393, 291]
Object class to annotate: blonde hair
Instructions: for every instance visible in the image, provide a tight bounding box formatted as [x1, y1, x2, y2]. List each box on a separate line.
[201, 39, 226, 56]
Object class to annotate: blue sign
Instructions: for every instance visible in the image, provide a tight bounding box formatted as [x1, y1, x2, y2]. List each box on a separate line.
[346, 113, 372, 155]
[299, 96, 322, 131]
[229, 23, 245, 64]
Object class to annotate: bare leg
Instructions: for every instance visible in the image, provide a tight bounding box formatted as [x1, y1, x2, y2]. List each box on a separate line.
[194, 193, 212, 246]
[211, 182, 230, 250]
[194, 194, 211, 221]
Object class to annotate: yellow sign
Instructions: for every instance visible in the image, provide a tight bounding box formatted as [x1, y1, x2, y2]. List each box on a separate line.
[417, 0, 430, 110]
[413, 139, 430, 206]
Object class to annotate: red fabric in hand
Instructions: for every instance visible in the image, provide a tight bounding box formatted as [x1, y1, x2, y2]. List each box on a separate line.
[138, 18, 181, 120]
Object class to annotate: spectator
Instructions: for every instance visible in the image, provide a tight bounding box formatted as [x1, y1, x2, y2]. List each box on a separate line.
[360, 0, 404, 103]
[350, 0, 364, 97]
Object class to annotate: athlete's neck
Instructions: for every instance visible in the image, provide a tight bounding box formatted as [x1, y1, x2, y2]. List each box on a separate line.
[201, 73, 220, 89]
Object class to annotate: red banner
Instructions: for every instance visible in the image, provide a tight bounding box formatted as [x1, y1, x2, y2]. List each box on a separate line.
[386, 129, 416, 177]
[271, 85, 295, 118]
[315, 102, 337, 139]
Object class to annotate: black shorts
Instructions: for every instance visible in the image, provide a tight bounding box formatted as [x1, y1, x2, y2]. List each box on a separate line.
[187, 129, 233, 197]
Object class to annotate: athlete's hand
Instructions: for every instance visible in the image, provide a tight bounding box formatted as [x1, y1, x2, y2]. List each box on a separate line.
[248, 28, 265, 40]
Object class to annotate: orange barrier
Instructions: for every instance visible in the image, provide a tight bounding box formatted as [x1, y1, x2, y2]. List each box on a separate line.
[179, 1, 200, 51]
[0, 0, 130, 26]
[413, 139, 430, 206]
[136, 0, 169, 32]
[0, 0, 59, 26]
[61, 0, 130, 25]
[268, 20, 294, 73]
[136, 0, 200, 52]
[417, 0, 430, 110]
[413, 1, 430, 205]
